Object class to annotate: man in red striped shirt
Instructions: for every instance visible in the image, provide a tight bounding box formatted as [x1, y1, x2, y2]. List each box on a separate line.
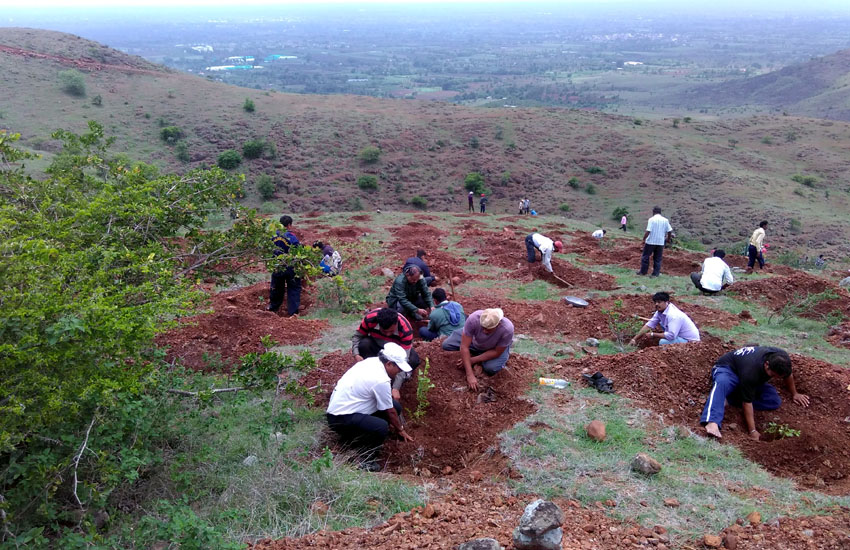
[351, 308, 421, 398]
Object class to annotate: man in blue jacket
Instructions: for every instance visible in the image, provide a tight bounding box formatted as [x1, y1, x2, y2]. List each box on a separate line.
[419, 288, 466, 341]
[268, 215, 302, 315]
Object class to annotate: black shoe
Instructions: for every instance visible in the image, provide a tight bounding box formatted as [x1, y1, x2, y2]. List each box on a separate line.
[266, 306, 279, 312]
[359, 460, 382, 472]
[583, 371, 614, 393]
[635, 270, 646, 276]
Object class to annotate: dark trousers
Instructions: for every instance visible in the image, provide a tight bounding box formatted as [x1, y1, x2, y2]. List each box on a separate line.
[639, 244, 664, 276]
[747, 245, 765, 269]
[358, 337, 421, 370]
[441, 329, 511, 375]
[468, 201, 474, 212]
[690, 272, 718, 294]
[269, 267, 301, 315]
[525, 234, 538, 263]
[620, 224, 627, 232]
[326, 399, 402, 460]
[700, 365, 781, 428]
[419, 326, 441, 341]
[480, 203, 486, 213]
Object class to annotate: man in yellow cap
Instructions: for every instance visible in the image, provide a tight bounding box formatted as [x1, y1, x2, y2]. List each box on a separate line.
[442, 308, 514, 391]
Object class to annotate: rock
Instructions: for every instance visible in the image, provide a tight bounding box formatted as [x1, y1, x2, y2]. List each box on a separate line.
[663, 498, 680, 508]
[513, 527, 563, 550]
[442, 465, 453, 475]
[724, 533, 738, 549]
[746, 511, 761, 525]
[796, 332, 809, 339]
[381, 267, 395, 278]
[839, 277, 850, 288]
[469, 470, 483, 482]
[310, 500, 329, 516]
[703, 534, 722, 548]
[631, 453, 662, 475]
[458, 538, 503, 550]
[422, 503, 437, 519]
[516, 333, 530, 340]
[452, 276, 462, 285]
[738, 310, 752, 319]
[242, 455, 258, 467]
[585, 337, 600, 347]
[638, 285, 647, 291]
[801, 529, 814, 538]
[586, 420, 607, 442]
[517, 499, 564, 537]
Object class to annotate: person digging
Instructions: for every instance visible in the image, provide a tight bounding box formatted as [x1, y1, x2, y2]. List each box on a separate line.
[700, 346, 809, 440]
[442, 308, 513, 391]
[525, 232, 565, 282]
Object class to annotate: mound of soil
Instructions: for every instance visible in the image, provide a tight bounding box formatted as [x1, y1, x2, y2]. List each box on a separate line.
[156, 282, 328, 371]
[304, 341, 537, 475]
[390, 222, 449, 242]
[557, 338, 850, 494]
[730, 274, 850, 319]
[350, 214, 372, 221]
[826, 323, 850, 349]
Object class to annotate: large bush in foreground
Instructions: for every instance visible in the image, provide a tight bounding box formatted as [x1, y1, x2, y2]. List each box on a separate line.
[0, 123, 272, 541]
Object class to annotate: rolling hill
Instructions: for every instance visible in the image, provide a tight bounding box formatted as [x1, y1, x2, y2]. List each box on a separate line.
[2, 28, 850, 261]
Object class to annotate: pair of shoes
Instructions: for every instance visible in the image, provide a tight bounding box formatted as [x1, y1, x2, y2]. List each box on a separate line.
[582, 371, 614, 393]
[635, 270, 646, 276]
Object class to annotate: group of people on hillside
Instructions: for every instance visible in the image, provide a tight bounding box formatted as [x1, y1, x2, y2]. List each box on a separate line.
[468, 191, 488, 213]
[269, 211, 809, 470]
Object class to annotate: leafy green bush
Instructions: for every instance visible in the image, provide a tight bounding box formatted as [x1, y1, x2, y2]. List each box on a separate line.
[217, 149, 242, 170]
[464, 172, 485, 193]
[585, 166, 605, 175]
[357, 174, 378, 190]
[91, 94, 103, 107]
[789, 218, 802, 234]
[585, 183, 597, 194]
[410, 195, 427, 209]
[256, 174, 276, 200]
[761, 136, 773, 145]
[160, 126, 184, 144]
[612, 206, 629, 220]
[791, 174, 817, 187]
[468, 136, 480, 149]
[243, 138, 267, 159]
[568, 177, 580, 189]
[243, 98, 255, 112]
[175, 140, 190, 162]
[559, 203, 570, 212]
[58, 69, 86, 97]
[358, 146, 381, 164]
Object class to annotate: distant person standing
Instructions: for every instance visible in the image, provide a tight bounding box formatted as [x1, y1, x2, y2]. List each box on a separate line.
[518, 198, 525, 215]
[479, 193, 488, 213]
[620, 214, 628, 232]
[268, 215, 302, 316]
[636, 206, 673, 277]
[468, 191, 474, 213]
[747, 221, 768, 273]
[523, 198, 531, 215]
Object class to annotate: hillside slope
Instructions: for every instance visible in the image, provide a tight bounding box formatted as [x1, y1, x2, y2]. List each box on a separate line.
[2, 28, 850, 259]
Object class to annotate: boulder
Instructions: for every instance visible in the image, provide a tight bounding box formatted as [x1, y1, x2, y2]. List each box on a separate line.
[381, 267, 396, 278]
[839, 277, 850, 288]
[631, 453, 662, 475]
[242, 455, 258, 467]
[513, 527, 563, 550]
[703, 534, 722, 548]
[746, 511, 761, 525]
[585, 337, 600, 347]
[458, 538, 503, 550]
[724, 533, 738, 549]
[586, 420, 607, 442]
[517, 499, 564, 537]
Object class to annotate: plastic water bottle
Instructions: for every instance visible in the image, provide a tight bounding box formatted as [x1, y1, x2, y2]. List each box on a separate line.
[539, 377, 570, 389]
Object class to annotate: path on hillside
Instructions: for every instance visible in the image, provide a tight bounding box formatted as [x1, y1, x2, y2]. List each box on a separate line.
[0, 44, 168, 76]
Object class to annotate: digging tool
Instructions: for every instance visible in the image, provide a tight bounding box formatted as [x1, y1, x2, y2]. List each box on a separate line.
[448, 267, 457, 298]
[552, 272, 573, 287]
[632, 314, 652, 322]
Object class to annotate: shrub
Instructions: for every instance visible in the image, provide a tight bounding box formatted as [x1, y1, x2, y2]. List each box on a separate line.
[91, 94, 103, 107]
[464, 172, 485, 193]
[789, 218, 802, 234]
[410, 195, 427, 209]
[217, 149, 242, 170]
[633, 119, 643, 126]
[58, 69, 86, 97]
[500, 171, 511, 185]
[243, 98, 256, 112]
[358, 146, 381, 164]
[672, 118, 680, 128]
[791, 174, 817, 187]
[243, 138, 266, 159]
[683, 116, 692, 123]
[568, 177, 580, 189]
[174, 140, 190, 162]
[357, 174, 378, 190]
[761, 136, 773, 145]
[585, 183, 597, 194]
[160, 126, 184, 144]
[612, 206, 629, 220]
[559, 203, 570, 212]
[585, 166, 605, 175]
[256, 174, 276, 200]
[468, 136, 480, 149]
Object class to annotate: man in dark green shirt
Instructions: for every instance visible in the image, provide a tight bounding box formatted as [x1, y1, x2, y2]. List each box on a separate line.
[420, 288, 466, 341]
[386, 264, 434, 320]
[700, 346, 809, 440]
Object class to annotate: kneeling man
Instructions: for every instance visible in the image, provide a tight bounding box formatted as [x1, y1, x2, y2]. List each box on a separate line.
[700, 346, 809, 440]
[442, 308, 513, 391]
[326, 343, 414, 470]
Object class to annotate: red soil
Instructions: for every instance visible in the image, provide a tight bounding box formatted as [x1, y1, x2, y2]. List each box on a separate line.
[730, 274, 850, 319]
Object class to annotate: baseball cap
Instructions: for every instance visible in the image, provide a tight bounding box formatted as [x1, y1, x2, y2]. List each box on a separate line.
[381, 342, 411, 372]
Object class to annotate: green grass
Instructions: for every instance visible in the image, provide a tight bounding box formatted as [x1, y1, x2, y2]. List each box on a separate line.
[502, 387, 848, 542]
[509, 280, 563, 301]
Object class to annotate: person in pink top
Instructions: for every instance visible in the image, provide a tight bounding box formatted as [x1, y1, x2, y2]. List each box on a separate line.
[620, 215, 628, 232]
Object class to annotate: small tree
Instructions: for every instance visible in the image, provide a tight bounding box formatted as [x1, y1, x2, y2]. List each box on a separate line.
[568, 177, 580, 189]
[559, 203, 570, 212]
[91, 94, 103, 107]
[160, 126, 184, 144]
[357, 175, 378, 190]
[464, 172, 485, 193]
[256, 174, 276, 200]
[410, 195, 427, 209]
[585, 183, 597, 195]
[243, 138, 266, 159]
[243, 98, 256, 112]
[174, 140, 190, 162]
[358, 146, 381, 164]
[217, 149, 242, 170]
[612, 206, 629, 220]
[58, 69, 86, 97]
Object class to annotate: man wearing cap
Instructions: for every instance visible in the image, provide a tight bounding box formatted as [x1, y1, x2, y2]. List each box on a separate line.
[468, 191, 475, 213]
[386, 264, 435, 320]
[629, 292, 700, 346]
[326, 342, 415, 471]
[420, 288, 466, 342]
[442, 308, 514, 391]
[403, 249, 437, 287]
[525, 232, 563, 274]
[479, 193, 488, 213]
[690, 249, 734, 295]
[351, 308, 421, 399]
[700, 346, 809, 440]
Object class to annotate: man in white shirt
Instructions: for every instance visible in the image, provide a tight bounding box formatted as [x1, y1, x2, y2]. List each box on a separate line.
[629, 292, 700, 346]
[691, 249, 734, 295]
[636, 206, 673, 277]
[525, 232, 563, 273]
[592, 229, 606, 239]
[326, 342, 414, 470]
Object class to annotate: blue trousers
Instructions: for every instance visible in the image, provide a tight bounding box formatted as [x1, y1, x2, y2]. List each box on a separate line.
[442, 329, 511, 375]
[659, 337, 688, 345]
[525, 234, 538, 263]
[269, 267, 301, 315]
[700, 365, 781, 428]
[639, 244, 664, 276]
[326, 399, 402, 459]
[419, 326, 441, 341]
[747, 244, 765, 269]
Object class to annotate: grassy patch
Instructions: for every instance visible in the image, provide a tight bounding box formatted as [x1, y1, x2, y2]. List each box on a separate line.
[509, 279, 563, 301]
[502, 388, 846, 542]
